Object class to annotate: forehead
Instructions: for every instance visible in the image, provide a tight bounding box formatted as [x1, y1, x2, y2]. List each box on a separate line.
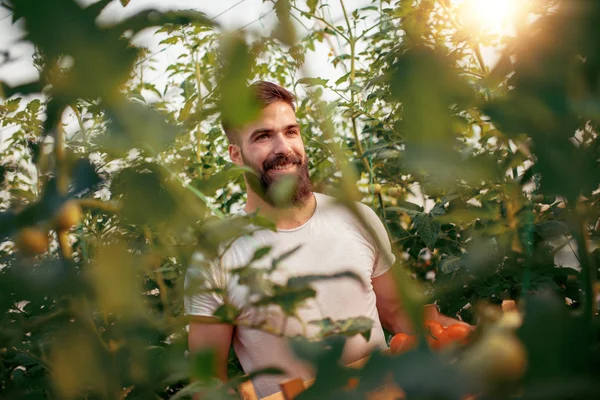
[239, 101, 297, 137]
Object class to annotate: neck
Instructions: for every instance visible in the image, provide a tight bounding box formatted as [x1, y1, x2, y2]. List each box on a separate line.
[244, 189, 316, 230]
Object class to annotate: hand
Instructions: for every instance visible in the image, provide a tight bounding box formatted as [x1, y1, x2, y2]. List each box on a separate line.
[423, 304, 475, 330]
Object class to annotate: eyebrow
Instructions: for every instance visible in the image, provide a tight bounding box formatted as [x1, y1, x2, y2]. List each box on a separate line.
[249, 124, 300, 140]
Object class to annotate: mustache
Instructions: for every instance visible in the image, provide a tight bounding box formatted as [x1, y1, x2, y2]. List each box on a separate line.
[263, 153, 303, 171]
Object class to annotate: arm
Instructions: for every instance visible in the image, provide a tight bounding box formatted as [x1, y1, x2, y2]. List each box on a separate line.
[188, 320, 234, 383]
[373, 270, 471, 334]
[373, 270, 414, 334]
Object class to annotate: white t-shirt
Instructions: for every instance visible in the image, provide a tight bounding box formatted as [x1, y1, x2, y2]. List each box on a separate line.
[184, 192, 396, 398]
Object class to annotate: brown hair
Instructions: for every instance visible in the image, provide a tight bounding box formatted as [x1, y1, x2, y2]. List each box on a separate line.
[222, 81, 296, 144]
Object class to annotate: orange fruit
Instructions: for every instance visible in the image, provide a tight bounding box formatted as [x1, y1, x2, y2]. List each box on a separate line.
[437, 324, 471, 348]
[390, 333, 409, 354]
[401, 335, 418, 352]
[390, 333, 418, 354]
[14, 227, 49, 256]
[53, 201, 82, 231]
[424, 320, 445, 349]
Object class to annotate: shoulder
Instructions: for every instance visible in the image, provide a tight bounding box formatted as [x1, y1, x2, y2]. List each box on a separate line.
[313, 191, 337, 208]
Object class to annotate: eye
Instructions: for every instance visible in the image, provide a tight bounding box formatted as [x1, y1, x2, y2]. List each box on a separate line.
[256, 133, 269, 141]
[287, 129, 299, 136]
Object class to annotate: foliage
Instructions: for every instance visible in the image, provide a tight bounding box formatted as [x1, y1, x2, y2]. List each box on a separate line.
[0, 0, 599, 399]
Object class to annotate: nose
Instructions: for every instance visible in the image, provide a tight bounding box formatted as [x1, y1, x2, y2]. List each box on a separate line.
[272, 132, 292, 156]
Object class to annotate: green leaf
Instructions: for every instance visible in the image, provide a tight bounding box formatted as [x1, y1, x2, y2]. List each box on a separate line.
[231, 265, 272, 296]
[190, 348, 216, 383]
[252, 285, 316, 316]
[309, 316, 374, 342]
[250, 246, 272, 263]
[271, 245, 302, 271]
[307, 0, 319, 14]
[430, 195, 458, 217]
[26, 99, 42, 114]
[0, 81, 43, 99]
[111, 9, 215, 34]
[487, 53, 513, 89]
[287, 271, 366, 291]
[274, 0, 296, 46]
[536, 220, 570, 241]
[439, 255, 462, 274]
[110, 163, 178, 226]
[392, 2, 417, 18]
[212, 303, 240, 323]
[142, 82, 162, 98]
[289, 336, 346, 367]
[297, 77, 328, 87]
[120, 0, 130, 6]
[348, 83, 362, 92]
[217, 37, 260, 130]
[430, 204, 446, 217]
[341, 316, 373, 342]
[245, 213, 277, 232]
[335, 72, 350, 86]
[227, 367, 284, 389]
[101, 100, 180, 154]
[434, 206, 500, 224]
[159, 36, 180, 45]
[269, 174, 298, 208]
[193, 166, 251, 197]
[386, 206, 420, 217]
[413, 212, 440, 249]
[178, 98, 194, 122]
[290, 336, 355, 396]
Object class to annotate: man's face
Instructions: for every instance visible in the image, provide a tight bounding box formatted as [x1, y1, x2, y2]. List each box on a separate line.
[228, 101, 312, 207]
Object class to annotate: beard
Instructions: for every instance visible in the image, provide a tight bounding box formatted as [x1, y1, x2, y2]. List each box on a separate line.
[243, 152, 312, 208]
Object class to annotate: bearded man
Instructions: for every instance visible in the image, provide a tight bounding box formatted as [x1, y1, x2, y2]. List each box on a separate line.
[184, 81, 467, 398]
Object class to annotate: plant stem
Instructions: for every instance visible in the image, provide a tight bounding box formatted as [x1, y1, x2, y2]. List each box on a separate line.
[572, 208, 595, 323]
[339, 0, 372, 176]
[71, 104, 87, 146]
[194, 52, 203, 112]
[57, 230, 72, 261]
[77, 198, 120, 213]
[193, 51, 204, 168]
[143, 228, 172, 323]
[289, 3, 350, 42]
[55, 121, 68, 195]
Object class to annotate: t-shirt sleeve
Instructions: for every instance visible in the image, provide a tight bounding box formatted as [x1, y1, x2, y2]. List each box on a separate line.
[358, 204, 396, 278]
[184, 252, 228, 317]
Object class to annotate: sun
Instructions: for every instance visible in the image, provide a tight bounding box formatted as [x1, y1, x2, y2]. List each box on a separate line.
[458, 0, 519, 36]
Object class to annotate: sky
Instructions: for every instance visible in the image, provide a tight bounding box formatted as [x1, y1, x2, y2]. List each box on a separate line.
[0, 0, 373, 88]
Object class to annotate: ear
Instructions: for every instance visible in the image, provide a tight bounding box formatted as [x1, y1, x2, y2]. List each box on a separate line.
[229, 144, 244, 166]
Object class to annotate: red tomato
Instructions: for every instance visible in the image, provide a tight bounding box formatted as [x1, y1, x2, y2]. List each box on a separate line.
[437, 324, 471, 348]
[424, 320, 445, 349]
[400, 335, 418, 353]
[390, 333, 409, 354]
[390, 333, 418, 354]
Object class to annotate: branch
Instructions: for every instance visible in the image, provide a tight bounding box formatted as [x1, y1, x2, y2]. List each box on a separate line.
[289, 3, 350, 42]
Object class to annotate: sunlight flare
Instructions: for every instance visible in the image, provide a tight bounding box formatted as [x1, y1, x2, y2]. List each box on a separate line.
[459, 0, 519, 35]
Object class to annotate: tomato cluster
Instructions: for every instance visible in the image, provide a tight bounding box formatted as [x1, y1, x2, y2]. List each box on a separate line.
[390, 320, 471, 354]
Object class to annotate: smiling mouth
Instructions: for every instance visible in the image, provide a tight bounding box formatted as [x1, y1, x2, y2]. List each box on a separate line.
[270, 162, 296, 171]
